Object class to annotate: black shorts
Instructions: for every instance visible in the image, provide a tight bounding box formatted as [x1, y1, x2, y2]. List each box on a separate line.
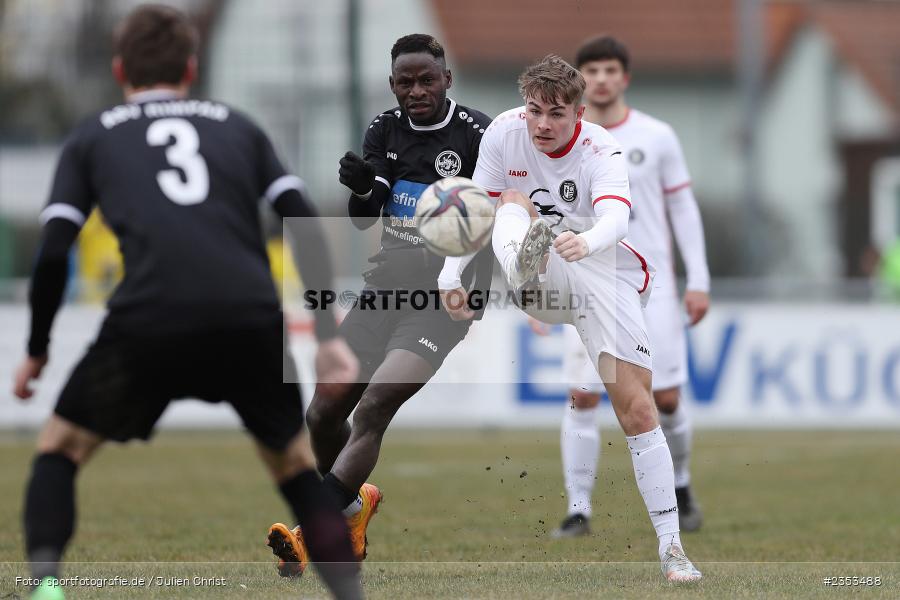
[54, 317, 303, 451]
[339, 288, 471, 376]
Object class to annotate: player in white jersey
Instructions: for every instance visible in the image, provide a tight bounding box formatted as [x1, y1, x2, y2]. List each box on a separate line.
[543, 36, 711, 541]
[439, 55, 701, 582]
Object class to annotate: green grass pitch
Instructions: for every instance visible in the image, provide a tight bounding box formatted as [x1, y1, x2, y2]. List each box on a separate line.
[1, 429, 898, 598]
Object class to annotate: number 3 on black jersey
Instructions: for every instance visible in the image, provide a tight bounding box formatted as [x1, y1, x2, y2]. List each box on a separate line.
[146, 118, 209, 205]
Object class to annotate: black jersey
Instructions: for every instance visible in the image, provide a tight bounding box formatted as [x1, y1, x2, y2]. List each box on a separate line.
[361, 99, 493, 289]
[41, 92, 293, 333]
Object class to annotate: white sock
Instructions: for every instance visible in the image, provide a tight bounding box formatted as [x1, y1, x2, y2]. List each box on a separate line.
[342, 494, 363, 517]
[492, 203, 531, 283]
[658, 400, 692, 488]
[561, 404, 600, 517]
[626, 426, 682, 559]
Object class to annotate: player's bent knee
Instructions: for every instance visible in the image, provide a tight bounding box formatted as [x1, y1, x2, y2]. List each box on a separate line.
[570, 390, 601, 409]
[351, 393, 397, 437]
[619, 399, 659, 437]
[305, 396, 341, 435]
[497, 189, 530, 209]
[258, 431, 316, 482]
[654, 388, 680, 414]
[35, 415, 103, 466]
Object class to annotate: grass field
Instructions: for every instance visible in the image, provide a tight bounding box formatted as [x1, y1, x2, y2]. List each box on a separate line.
[1, 429, 898, 599]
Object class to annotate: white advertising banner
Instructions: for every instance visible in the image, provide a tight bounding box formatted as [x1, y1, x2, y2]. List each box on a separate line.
[2, 302, 899, 429]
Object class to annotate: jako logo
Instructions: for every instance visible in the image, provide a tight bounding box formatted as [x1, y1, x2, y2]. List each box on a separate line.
[636, 344, 651, 357]
[418, 337, 438, 352]
[387, 152, 397, 160]
[508, 169, 528, 177]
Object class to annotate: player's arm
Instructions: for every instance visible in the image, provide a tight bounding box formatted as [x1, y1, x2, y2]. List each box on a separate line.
[269, 182, 360, 394]
[661, 129, 710, 325]
[556, 148, 631, 262]
[269, 180, 339, 341]
[343, 116, 392, 230]
[15, 138, 94, 400]
[255, 124, 359, 393]
[439, 115, 503, 319]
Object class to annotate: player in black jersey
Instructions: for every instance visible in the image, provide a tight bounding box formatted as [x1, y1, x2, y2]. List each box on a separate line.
[11, 6, 361, 600]
[266, 34, 493, 565]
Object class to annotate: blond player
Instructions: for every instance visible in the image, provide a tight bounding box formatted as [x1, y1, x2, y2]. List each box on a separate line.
[542, 36, 711, 540]
[439, 55, 701, 582]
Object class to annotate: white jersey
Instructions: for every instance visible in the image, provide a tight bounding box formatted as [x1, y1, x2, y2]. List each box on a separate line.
[473, 106, 648, 275]
[603, 108, 694, 293]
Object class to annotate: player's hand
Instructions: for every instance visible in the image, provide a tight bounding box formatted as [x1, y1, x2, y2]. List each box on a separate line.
[684, 290, 710, 326]
[338, 151, 376, 196]
[528, 317, 551, 336]
[315, 337, 360, 399]
[553, 231, 589, 262]
[440, 287, 475, 321]
[13, 355, 48, 400]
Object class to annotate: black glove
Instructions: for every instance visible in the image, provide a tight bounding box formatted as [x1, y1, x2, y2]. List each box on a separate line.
[339, 151, 376, 196]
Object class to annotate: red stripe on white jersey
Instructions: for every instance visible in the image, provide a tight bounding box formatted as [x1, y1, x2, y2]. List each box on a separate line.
[546, 121, 582, 159]
[619, 241, 651, 294]
[663, 180, 692, 195]
[487, 191, 502, 198]
[593, 195, 632, 208]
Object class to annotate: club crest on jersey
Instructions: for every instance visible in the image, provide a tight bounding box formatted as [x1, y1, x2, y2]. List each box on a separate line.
[558, 179, 578, 203]
[435, 150, 462, 177]
[629, 149, 645, 164]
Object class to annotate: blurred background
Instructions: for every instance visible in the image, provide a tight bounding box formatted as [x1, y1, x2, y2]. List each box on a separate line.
[2, 0, 900, 430]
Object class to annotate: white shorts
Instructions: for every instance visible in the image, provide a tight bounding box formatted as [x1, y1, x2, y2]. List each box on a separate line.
[521, 242, 654, 375]
[562, 283, 687, 393]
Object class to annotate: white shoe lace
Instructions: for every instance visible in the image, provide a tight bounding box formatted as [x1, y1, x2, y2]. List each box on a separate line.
[662, 545, 700, 579]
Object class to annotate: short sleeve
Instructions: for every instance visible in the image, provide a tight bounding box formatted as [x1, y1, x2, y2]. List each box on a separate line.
[362, 115, 392, 190]
[589, 147, 631, 209]
[472, 118, 506, 195]
[40, 136, 96, 228]
[659, 126, 691, 193]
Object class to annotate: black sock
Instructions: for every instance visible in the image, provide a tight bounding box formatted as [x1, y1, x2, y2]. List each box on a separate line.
[322, 472, 357, 510]
[24, 453, 78, 581]
[278, 471, 361, 599]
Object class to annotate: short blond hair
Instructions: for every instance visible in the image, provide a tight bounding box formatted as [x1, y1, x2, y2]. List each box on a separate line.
[518, 55, 586, 106]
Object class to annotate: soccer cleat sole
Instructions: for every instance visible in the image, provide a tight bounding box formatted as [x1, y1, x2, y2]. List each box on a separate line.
[513, 220, 553, 288]
[266, 523, 305, 578]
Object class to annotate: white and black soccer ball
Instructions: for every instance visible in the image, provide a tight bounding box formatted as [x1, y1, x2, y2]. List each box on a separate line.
[415, 176, 495, 257]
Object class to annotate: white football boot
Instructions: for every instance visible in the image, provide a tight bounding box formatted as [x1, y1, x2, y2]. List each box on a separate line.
[507, 219, 554, 289]
[660, 544, 702, 582]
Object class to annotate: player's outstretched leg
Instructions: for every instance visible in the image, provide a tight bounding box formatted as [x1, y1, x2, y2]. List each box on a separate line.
[603, 355, 701, 582]
[322, 349, 434, 560]
[23, 416, 104, 600]
[492, 191, 553, 289]
[552, 392, 601, 539]
[656, 391, 702, 531]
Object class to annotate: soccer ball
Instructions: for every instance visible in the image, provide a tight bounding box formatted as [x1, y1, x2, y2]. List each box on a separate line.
[415, 176, 495, 257]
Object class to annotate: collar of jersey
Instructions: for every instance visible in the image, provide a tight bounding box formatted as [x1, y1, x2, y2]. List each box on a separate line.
[407, 99, 457, 131]
[544, 121, 582, 159]
[127, 89, 183, 103]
